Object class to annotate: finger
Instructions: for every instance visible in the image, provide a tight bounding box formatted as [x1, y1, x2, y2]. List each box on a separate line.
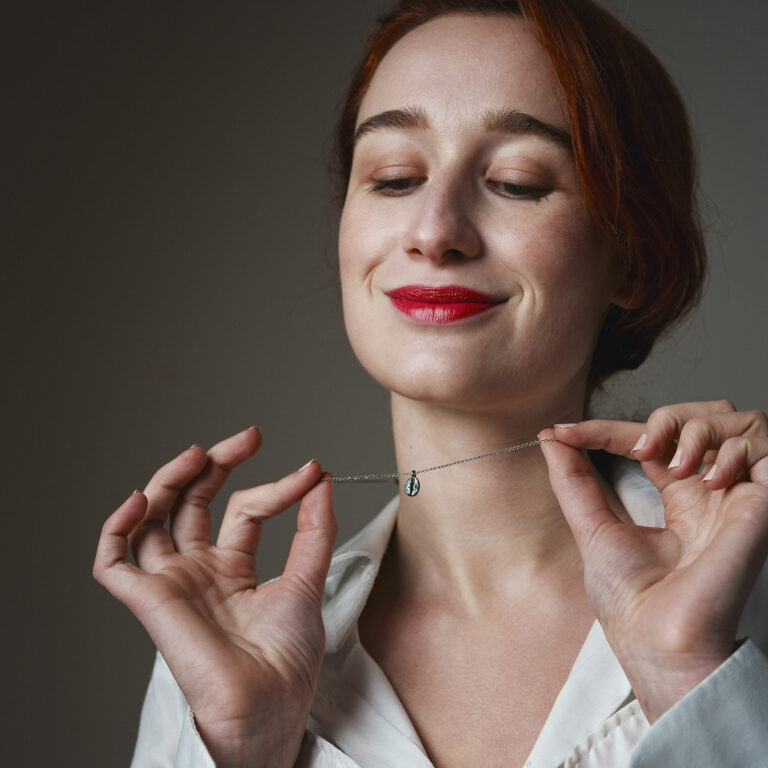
[282, 475, 337, 605]
[556, 401, 739, 459]
[552, 403, 750, 491]
[665, 410, 768, 480]
[95, 493, 242, 679]
[538, 428, 622, 558]
[131, 444, 209, 567]
[555, 419, 654, 457]
[702, 436, 768, 491]
[94, 491, 152, 601]
[627, 400, 737, 462]
[553, 420, 677, 490]
[216, 459, 325, 554]
[169, 426, 263, 552]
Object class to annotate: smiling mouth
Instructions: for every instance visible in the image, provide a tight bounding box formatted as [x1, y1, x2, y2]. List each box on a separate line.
[385, 284, 507, 324]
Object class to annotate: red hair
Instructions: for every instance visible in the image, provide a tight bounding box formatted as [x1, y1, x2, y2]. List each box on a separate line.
[333, 0, 706, 391]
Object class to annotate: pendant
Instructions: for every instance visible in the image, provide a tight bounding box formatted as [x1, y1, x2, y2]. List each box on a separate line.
[404, 471, 420, 497]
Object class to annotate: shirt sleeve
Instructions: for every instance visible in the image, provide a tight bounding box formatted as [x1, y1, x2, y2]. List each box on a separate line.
[129, 651, 361, 768]
[130, 651, 215, 768]
[629, 639, 768, 767]
[295, 732, 364, 768]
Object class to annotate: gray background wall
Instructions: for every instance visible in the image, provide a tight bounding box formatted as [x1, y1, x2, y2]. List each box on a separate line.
[4, 1, 766, 765]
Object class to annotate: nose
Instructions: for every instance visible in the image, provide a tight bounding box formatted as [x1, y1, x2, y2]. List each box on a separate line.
[402, 174, 482, 264]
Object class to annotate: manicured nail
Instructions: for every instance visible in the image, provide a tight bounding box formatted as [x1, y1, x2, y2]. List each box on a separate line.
[667, 447, 683, 470]
[555, 423, 577, 429]
[631, 433, 647, 453]
[299, 459, 316, 472]
[703, 464, 718, 482]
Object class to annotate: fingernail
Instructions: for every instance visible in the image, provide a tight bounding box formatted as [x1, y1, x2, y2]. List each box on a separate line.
[188, 443, 200, 451]
[668, 447, 683, 470]
[248, 425, 259, 431]
[132, 489, 141, 495]
[299, 459, 316, 472]
[703, 464, 718, 482]
[555, 423, 577, 429]
[631, 433, 647, 453]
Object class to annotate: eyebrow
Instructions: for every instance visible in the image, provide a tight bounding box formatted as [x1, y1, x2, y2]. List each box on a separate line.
[481, 108, 571, 151]
[353, 106, 429, 146]
[353, 106, 571, 152]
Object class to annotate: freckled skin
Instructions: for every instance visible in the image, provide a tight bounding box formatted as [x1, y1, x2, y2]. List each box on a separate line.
[339, 13, 624, 417]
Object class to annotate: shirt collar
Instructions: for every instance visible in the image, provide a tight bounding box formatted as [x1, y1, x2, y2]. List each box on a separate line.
[322, 495, 399, 653]
[321, 456, 664, 653]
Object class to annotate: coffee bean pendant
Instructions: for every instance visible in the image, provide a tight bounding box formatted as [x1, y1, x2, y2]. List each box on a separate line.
[404, 471, 420, 497]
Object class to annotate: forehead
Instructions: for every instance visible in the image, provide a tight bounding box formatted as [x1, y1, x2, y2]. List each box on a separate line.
[357, 13, 568, 135]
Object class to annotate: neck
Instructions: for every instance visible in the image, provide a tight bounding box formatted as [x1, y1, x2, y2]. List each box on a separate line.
[388, 392, 587, 610]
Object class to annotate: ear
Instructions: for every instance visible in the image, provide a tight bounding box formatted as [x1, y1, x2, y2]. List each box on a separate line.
[611, 281, 643, 310]
[605, 248, 642, 310]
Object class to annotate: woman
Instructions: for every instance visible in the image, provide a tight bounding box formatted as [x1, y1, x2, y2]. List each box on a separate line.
[94, 1, 768, 766]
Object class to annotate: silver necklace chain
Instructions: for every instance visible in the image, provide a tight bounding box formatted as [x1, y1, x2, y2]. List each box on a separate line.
[321, 436, 557, 496]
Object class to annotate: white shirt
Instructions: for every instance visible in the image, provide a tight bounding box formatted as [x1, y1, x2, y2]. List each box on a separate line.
[131, 458, 768, 767]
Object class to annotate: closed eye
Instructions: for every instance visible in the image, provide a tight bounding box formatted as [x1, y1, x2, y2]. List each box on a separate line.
[366, 177, 425, 196]
[487, 181, 550, 202]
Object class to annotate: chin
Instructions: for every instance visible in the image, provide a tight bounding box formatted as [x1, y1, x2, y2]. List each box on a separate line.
[356, 350, 539, 414]
[350, 331, 592, 418]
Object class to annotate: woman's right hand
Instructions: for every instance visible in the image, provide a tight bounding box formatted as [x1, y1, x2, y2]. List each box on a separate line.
[93, 427, 337, 768]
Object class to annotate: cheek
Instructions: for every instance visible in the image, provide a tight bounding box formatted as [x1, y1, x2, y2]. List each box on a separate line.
[338, 208, 380, 356]
[338, 209, 368, 321]
[339, 208, 383, 289]
[337, 209, 354, 289]
[501, 208, 616, 381]
[339, 201, 398, 270]
[338, 200, 405, 329]
[514, 205, 612, 306]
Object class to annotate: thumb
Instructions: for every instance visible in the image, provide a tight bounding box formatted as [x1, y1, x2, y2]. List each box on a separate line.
[538, 428, 622, 557]
[282, 475, 338, 605]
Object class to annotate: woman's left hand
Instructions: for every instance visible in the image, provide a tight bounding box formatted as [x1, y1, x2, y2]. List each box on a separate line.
[538, 400, 768, 723]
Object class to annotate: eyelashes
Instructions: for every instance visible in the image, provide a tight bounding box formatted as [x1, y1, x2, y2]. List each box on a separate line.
[486, 181, 550, 202]
[365, 177, 550, 202]
[367, 177, 425, 196]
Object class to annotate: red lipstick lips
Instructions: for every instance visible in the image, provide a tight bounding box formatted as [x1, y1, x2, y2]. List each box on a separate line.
[386, 285, 505, 324]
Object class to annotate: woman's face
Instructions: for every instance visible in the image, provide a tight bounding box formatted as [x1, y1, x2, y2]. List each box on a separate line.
[339, 13, 622, 414]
